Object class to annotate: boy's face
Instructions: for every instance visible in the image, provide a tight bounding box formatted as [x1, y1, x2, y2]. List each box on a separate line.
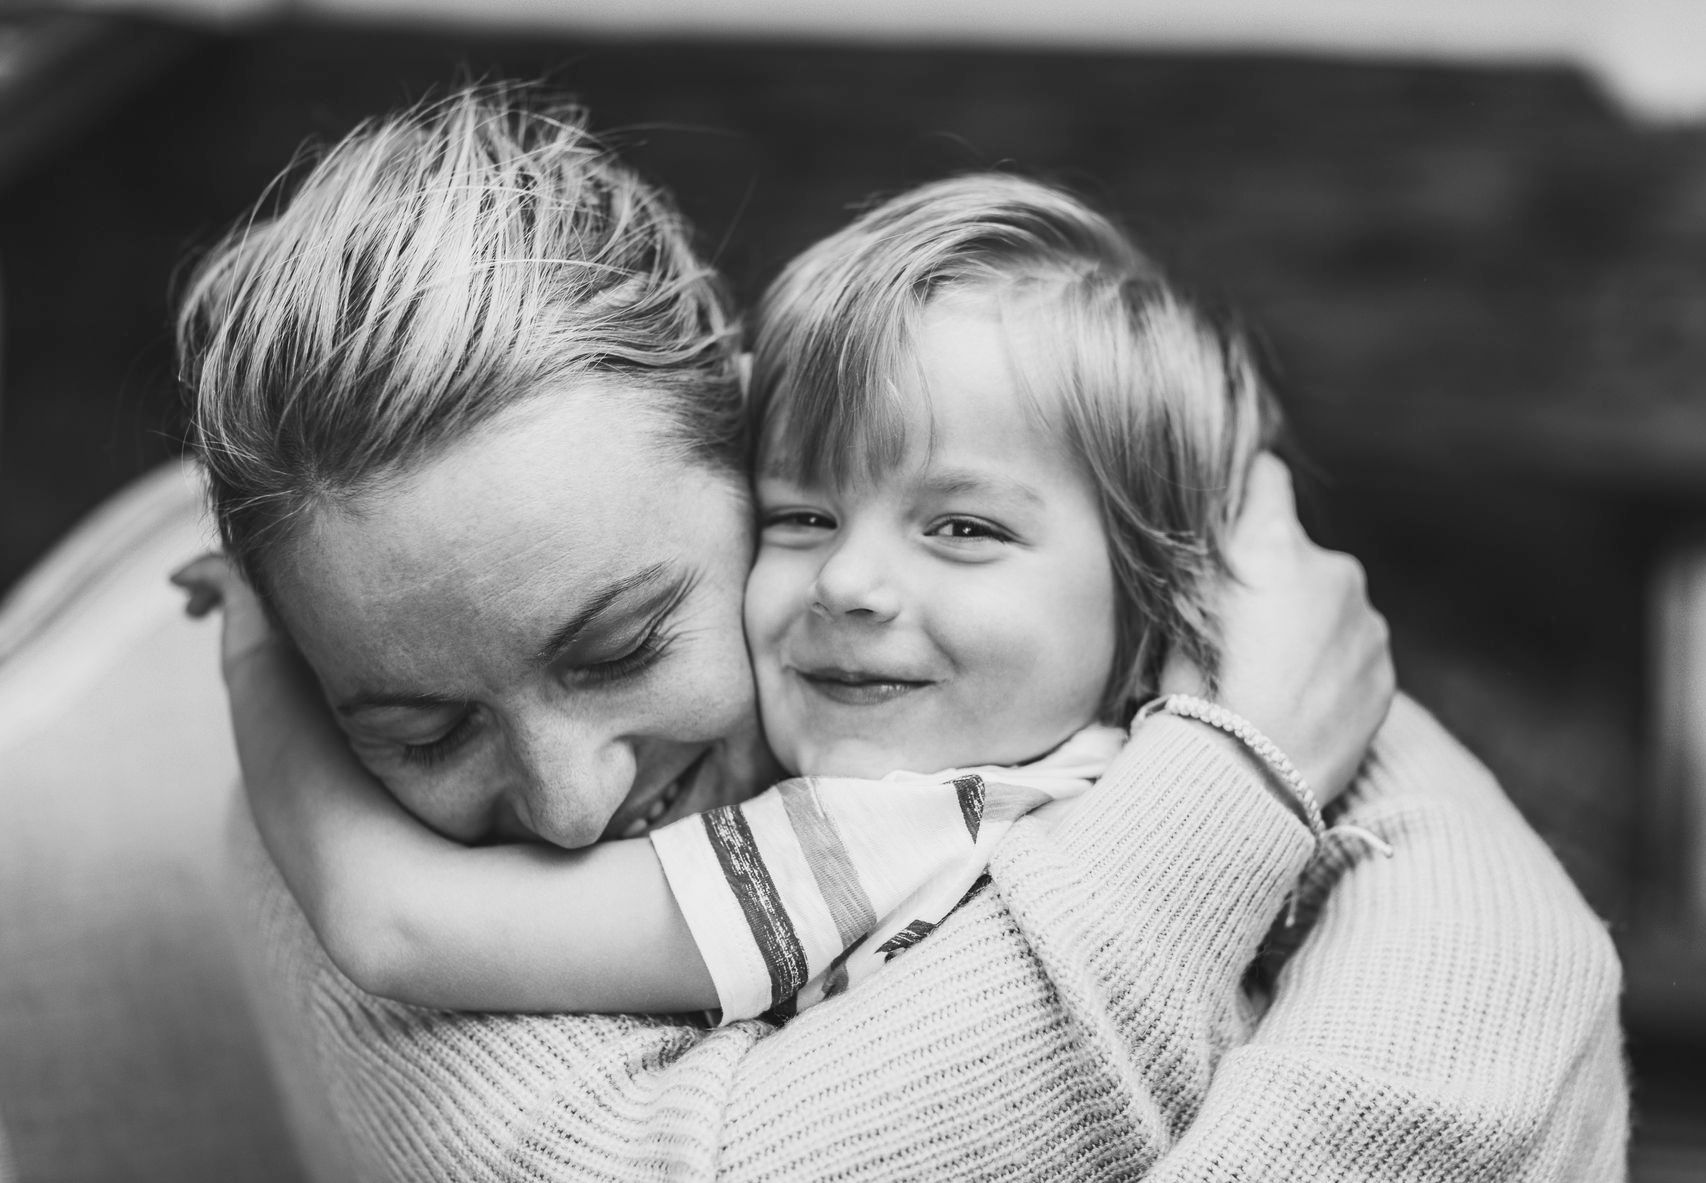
[745, 298, 1118, 778]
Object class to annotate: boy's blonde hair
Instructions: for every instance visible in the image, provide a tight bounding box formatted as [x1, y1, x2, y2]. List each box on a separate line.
[751, 174, 1278, 715]
[178, 85, 745, 601]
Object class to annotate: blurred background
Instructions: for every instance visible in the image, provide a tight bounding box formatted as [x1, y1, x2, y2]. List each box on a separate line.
[1, 0, 1704, 1179]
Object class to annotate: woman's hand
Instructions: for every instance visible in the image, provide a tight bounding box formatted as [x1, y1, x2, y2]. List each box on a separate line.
[170, 553, 286, 681]
[1161, 455, 1393, 807]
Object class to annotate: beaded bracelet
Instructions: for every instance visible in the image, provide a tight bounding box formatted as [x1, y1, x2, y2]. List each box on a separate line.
[1137, 693, 1325, 843]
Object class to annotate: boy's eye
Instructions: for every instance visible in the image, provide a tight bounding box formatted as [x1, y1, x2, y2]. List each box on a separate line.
[762, 508, 837, 532]
[927, 516, 1012, 543]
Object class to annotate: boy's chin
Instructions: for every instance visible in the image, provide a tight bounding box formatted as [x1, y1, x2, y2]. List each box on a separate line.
[785, 739, 955, 781]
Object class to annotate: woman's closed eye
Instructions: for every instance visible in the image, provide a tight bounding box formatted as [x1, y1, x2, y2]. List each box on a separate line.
[564, 574, 692, 686]
[398, 712, 481, 768]
[575, 620, 674, 685]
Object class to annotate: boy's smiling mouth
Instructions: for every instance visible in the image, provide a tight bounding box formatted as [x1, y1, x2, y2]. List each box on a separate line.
[795, 665, 933, 706]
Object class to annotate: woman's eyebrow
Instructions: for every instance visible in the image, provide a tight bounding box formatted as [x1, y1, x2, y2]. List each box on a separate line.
[338, 690, 459, 716]
[531, 561, 674, 668]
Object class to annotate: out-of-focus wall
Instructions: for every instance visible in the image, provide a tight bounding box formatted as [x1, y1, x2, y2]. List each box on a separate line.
[57, 0, 1706, 120]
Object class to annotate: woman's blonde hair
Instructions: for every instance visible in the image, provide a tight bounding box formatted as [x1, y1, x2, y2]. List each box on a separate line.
[178, 84, 744, 600]
[751, 173, 1278, 714]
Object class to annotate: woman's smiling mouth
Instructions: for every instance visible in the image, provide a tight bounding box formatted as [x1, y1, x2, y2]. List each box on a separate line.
[612, 750, 708, 839]
[795, 666, 933, 706]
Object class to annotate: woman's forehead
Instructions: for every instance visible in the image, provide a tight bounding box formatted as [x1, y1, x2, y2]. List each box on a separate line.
[266, 388, 751, 699]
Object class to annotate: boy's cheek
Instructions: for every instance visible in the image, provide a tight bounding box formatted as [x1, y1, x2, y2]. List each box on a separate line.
[749, 665, 804, 778]
[742, 551, 813, 775]
[741, 558, 796, 655]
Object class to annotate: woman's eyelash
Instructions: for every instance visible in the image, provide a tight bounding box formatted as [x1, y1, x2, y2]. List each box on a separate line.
[579, 624, 672, 684]
[577, 576, 692, 685]
[397, 626, 674, 766]
[399, 714, 479, 768]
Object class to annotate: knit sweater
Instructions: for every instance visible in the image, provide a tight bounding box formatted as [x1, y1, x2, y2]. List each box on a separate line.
[232, 694, 1627, 1181]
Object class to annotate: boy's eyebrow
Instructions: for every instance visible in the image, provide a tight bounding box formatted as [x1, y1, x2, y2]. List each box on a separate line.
[758, 464, 1046, 509]
[920, 466, 1046, 507]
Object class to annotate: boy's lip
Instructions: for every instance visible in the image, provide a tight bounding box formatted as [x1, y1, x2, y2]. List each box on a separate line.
[610, 750, 709, 840]
[794, 664, 933, 706]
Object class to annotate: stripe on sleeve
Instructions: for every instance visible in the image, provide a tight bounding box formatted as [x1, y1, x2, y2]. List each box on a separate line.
[778, 778, 879, 950]
[701, 808, 810, 1007]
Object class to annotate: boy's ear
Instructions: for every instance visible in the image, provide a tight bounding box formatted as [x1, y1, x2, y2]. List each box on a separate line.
[737, 352, 753, 395]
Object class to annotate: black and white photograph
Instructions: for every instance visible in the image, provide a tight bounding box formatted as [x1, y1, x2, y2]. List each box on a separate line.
[0, 1, 1699, 1179]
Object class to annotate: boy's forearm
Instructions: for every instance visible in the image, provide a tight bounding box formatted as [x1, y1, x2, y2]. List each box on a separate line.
[225, 643, 388, 942]
[368, 839, 717, 1013]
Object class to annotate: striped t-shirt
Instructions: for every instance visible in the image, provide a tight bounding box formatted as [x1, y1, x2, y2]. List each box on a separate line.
[649, 725, 1127, 1023]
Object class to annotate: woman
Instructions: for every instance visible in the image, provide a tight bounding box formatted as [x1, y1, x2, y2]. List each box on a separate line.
[179, 87, 1626, 1180]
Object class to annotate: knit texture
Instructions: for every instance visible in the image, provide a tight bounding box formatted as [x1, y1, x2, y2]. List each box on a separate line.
[230, 694, 1627, 1181]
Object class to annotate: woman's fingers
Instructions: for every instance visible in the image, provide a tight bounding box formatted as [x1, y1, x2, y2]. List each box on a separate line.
[1231, 453, 1300, 544]
[1243, 452, 1294, 511]
[1177, 461, 1395, 807]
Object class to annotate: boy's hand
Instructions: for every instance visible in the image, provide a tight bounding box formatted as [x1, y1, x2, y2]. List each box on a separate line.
[1161, 454, 1394, 807]
[170, 553, 287, 680]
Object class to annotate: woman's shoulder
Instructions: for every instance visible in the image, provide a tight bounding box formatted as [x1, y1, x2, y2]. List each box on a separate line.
[1357, 691, 1505, 813]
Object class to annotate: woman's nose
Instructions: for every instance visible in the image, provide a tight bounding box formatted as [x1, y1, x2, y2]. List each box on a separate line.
[502, 713, 635, 849]
[810, 530, 901, 621]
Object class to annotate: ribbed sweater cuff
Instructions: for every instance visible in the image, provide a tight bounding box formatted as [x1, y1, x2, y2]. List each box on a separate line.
[1025, 713, 1315, 993]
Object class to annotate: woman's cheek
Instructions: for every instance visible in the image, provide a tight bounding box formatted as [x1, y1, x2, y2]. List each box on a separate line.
[692, 622, 764, 741]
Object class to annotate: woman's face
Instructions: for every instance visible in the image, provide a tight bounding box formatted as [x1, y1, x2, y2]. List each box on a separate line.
[265, 388, 765, 849]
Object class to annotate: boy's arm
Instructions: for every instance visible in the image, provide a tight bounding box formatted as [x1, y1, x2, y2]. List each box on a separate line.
[181, 553, 717, 1014]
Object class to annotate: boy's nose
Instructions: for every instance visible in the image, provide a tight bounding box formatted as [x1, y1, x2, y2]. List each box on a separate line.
[810, 535, 901, 621]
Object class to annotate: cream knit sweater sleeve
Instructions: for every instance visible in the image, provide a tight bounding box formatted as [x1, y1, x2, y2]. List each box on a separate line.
[1141, 694, 1628, 1182]
[235, 694, 1625, 1181]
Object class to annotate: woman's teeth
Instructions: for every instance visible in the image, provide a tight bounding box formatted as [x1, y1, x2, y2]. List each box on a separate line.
[642, 786, 675, 823]
[617, 765, 692, 839]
